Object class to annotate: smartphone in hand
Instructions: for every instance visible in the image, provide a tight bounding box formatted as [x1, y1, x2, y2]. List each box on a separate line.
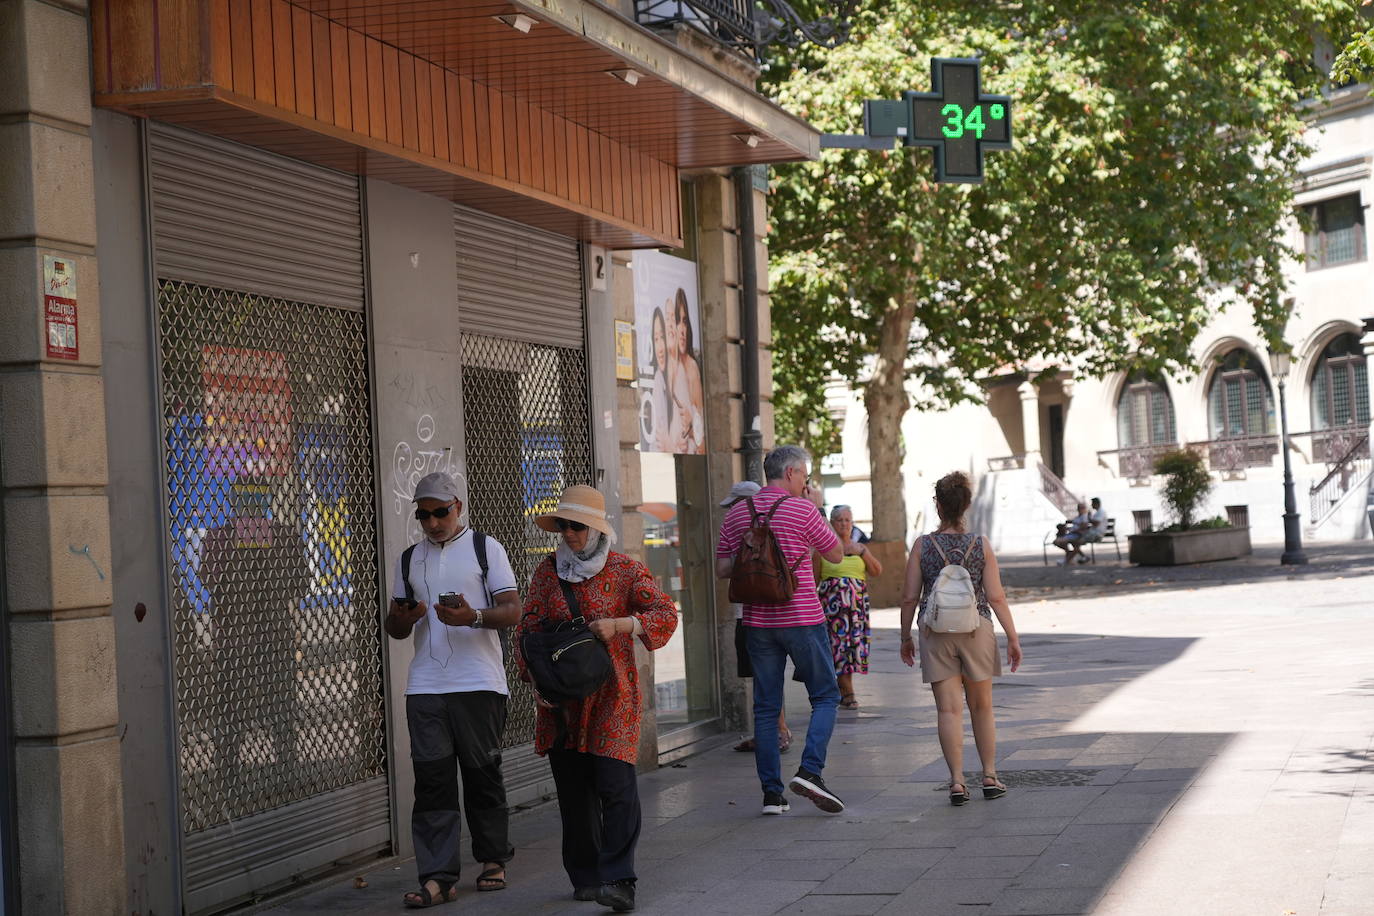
[438, 592, 460, 607]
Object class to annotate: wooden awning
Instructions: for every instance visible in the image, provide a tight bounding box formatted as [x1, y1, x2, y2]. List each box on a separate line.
[93, 0, 820, 248]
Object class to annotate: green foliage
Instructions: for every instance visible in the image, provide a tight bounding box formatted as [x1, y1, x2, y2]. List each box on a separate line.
[765, 0, 1363, 448]
[1331, 22, 1374, 85]
[1152, 448, 1215, 529]
[1147, 515, 1231, 534]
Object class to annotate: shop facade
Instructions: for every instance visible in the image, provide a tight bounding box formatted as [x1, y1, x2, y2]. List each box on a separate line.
[1, 0, 811, 912]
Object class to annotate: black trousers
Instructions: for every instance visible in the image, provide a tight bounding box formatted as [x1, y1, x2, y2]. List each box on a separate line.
[407, 691, 514, 884]
[547, 749, 641, 889]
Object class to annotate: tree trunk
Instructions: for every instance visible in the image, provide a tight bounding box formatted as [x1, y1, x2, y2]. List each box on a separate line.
[864, 301, 916, 543]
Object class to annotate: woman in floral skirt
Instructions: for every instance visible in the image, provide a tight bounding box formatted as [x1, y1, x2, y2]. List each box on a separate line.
[817, 505, 882, 709]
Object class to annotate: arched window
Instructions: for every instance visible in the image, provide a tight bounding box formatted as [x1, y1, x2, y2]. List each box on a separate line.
[1207, 349, 1275, 440]
[1310, 332, 1370, 430]
[1116, 372, 1177, 448]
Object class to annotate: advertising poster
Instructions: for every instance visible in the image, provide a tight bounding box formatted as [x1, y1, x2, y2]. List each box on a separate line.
[43, 255, 79, 360]
[633, 250, 705, 454]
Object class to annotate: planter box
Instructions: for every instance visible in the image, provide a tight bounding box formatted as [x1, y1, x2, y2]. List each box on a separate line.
[1128, 526, 1252, 566]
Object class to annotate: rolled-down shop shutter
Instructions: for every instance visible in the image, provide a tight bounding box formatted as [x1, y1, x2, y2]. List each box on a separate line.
[453, 204, 594, 800]
[147, 123, 388, 914]
[454, 204, 585, 347]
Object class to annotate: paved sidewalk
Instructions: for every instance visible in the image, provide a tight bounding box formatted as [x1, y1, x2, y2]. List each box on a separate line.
[258, 570, 1374, 915]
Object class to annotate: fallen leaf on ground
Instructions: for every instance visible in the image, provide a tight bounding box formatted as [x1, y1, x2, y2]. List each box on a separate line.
[354, 876, 368, 889]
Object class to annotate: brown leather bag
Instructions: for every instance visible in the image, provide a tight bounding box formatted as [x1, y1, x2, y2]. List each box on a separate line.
[728, 497, 803, 604]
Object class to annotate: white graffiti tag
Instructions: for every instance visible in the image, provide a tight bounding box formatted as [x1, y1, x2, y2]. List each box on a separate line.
[390, 413, 460, 518]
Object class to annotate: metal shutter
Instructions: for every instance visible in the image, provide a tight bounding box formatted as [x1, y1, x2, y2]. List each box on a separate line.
[454, 204, 584, 347]
[148, 122, 366, 310]
[146, 122, 387, 915]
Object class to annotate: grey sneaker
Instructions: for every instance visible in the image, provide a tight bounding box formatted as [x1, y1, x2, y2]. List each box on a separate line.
[761, 791, 790, 815]
[789, 768, 845, 813]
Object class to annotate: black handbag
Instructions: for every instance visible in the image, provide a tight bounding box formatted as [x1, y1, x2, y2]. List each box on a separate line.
[521, 576, 613, 704]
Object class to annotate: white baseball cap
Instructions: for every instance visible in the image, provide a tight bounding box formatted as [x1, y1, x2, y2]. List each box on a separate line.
[720, 480, 761, 507]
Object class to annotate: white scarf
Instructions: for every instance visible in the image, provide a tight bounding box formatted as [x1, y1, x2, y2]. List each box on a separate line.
[555, 532, 610, 583]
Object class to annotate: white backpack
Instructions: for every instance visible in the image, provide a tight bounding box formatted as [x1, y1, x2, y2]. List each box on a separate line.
[924, 535, 981, 634]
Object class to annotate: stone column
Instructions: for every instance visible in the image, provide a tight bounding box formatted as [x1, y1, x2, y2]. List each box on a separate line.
[1019, 380, 1042, 465]
[696, 171, 765, 732]
[0, 1, 126, 912]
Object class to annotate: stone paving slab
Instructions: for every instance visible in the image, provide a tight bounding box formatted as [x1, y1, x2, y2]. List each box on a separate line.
[255, 568, 1374, 916]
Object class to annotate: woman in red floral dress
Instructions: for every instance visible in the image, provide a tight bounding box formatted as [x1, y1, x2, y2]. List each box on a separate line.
[515, 485, 678, 913]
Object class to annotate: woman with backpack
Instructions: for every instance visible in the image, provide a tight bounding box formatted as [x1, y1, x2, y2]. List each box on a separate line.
[898, 472, 1023, 806]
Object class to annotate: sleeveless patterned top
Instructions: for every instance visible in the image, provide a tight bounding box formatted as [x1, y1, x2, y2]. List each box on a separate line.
[917, 532, 992, 626]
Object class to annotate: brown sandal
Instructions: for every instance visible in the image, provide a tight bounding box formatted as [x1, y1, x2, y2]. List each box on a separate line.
[981, 773, 1008, 800]
[839, 694, 860, 710]
[949, 782, 970, 806]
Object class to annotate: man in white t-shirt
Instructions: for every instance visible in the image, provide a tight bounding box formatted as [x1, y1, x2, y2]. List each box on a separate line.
[385, 472, 521, 906]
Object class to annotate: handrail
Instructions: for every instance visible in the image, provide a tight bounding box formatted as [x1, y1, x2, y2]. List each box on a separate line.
[1038, 463, 1079, 517]
[1309, 432, 1372, 524]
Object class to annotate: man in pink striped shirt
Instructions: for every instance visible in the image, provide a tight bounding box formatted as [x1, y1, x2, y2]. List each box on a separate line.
[716, 445, 845, 816]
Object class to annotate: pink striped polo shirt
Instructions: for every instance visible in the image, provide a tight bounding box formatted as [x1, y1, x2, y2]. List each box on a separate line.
[716, 485, 839, 627]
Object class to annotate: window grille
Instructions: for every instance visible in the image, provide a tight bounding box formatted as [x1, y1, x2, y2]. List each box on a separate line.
[157, 279, 384, 833]
[1207, 350, 1275, 439]
[459, 334, 594, 747]
[1304, 193, 1365, 270]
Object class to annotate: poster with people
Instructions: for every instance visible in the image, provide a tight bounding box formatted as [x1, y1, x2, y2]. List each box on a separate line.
[633, 250, 705, 454]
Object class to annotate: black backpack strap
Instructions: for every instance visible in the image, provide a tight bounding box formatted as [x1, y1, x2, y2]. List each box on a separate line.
[401, 544, 417, 601]
[473, 530, 491, 606]
[557, 577, 584, 625]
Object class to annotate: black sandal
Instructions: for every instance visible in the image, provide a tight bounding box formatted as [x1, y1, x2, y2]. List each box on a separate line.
[981, 773, 1008, 800]
[403, 878, 457, 908]
[476, 865, 507, 892]
[949, 782, 970, 806]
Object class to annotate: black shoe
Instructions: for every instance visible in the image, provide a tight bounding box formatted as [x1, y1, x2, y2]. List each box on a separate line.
[788, 768, 845, 813]
[596, 880, 636, 912]
[761, 791, 790, 815]
[574, 886, 599, 901]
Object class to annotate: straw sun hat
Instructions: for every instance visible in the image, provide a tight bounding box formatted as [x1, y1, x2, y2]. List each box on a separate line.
[535, 485, 616, 540]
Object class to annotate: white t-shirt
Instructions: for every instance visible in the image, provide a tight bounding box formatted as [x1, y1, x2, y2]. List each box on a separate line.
[1089, 508, 1107, 533]
[391, 528, 519, 696]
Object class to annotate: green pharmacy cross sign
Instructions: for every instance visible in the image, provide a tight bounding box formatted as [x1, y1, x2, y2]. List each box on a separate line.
[821, 57, 1013, 184]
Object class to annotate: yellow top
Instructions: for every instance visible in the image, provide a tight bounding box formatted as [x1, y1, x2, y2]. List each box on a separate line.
[819, 553, 867, 581]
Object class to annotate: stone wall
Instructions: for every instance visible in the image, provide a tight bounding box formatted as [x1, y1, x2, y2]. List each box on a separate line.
[0, 0, 126, 911]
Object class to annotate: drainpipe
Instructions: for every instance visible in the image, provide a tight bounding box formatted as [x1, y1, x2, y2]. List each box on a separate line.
[734, 166, 764, 483]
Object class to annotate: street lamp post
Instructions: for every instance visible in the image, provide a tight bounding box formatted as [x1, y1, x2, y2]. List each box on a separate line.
[1268, 348, 1308, 565]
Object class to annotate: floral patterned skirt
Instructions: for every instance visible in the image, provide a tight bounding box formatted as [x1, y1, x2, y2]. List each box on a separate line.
[820, 576, 870, 675]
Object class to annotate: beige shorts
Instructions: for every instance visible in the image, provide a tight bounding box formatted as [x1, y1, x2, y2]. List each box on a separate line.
[918, 617, 1002, 684]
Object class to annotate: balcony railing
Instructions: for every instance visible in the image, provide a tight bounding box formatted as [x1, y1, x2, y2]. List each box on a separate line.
[1096, 443, 1178, 482]
[1187, 435, 1280, 474]
[1290, 427, 1372, 465]
[635, 0, 851, 56]
[986, 454, 1026, 471]
[636, 0, 756, 49]
[1309, 432, 1371, 523]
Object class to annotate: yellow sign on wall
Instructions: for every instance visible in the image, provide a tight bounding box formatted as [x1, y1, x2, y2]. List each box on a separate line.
[615, 320, 635, 381]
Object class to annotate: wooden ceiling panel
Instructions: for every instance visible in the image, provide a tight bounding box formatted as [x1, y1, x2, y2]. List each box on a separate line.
[283, 0, 811, 170]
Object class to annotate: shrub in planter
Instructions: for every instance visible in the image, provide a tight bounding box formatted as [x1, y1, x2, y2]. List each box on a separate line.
[1152, 448, 1217, 530]
[1130, 449, 1248, 565]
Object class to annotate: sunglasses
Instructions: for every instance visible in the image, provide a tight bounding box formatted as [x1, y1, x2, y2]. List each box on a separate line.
[414, 501, 457, 521]
[554, 518, 588, 532]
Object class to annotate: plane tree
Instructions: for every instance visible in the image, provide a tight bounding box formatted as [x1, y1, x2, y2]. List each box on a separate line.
[767, 0, 1360, 542]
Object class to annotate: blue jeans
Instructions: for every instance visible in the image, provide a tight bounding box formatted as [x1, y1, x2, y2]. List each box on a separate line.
[745, 623, 841, 795]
